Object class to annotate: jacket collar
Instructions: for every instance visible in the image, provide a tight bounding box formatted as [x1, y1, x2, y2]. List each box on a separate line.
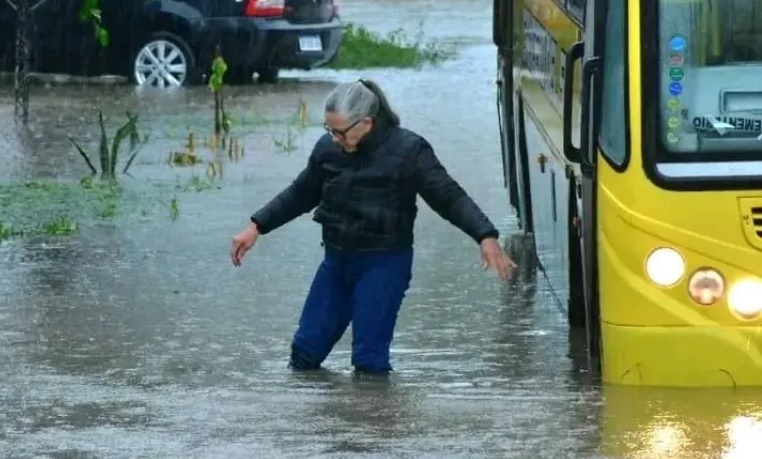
[354, 116, 392, 154]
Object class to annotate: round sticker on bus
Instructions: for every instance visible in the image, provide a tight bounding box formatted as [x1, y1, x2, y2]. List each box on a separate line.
[667, 132, 680, 144]
[669, 82, 683, 96]
[669, 35, 687, 52]
[669, 53, 685, 66]
[667, 116, 681, 129]
[667, 98, 681, 110]
[669, 67, 685, 81]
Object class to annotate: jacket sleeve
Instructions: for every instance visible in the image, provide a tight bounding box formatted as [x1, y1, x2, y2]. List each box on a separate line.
[250, 149, 323, 235]
[414, 139, 499, 244]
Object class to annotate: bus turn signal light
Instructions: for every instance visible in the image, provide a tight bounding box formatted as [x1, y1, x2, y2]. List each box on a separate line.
[728, 279, 762, 321]
[687, 268, 724, 306]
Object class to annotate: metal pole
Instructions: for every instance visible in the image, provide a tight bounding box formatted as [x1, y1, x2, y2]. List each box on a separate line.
[14, 0, 30, 125]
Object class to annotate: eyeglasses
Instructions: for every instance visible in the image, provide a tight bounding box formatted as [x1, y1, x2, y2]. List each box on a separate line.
[323, 118, 362, 139]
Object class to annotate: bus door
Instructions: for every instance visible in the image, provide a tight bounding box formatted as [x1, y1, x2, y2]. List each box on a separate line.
[493, 0, 519, 226]
[563, 0, 628, 369]
[494, 0, 535, 235]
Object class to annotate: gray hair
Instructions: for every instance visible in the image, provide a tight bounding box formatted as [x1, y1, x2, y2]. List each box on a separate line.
[323, 79, 400, 126]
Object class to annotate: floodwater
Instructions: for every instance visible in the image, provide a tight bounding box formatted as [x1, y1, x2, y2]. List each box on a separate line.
[1, 0, 762, 458]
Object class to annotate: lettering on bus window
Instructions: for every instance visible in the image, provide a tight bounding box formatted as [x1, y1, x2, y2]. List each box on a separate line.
[692, 116, 762, 133]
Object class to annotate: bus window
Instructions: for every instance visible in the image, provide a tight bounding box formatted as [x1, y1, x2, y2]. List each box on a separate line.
[657, 0, 762, 155]
[566, 0, 585, 20]
[599, 0, 627, 166]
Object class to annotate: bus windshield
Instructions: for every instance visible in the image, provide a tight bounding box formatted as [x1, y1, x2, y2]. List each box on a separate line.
[658, 0, 762, 157]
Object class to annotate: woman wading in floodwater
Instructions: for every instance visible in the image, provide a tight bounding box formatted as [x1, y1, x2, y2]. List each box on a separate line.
[230, 79, 517, 373]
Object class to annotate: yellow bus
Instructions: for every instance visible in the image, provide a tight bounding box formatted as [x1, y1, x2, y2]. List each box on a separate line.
[493, 0, 762, 387]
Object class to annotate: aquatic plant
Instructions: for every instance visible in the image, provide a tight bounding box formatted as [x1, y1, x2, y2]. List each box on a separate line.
[167, 133, 201, 166]
[209, 46, 231, 136]
[0, 222, 24, 240]
[168, 131, 242, 169]
[78, 176, 119, 219]
[169, 196, 180, 221]
[68, 110, 148, 180]
[79, 0, 109, 47]
[287, 97, 309, 129]
[181, 175, 215, 192]
[0, 173, 224, 240]
[330, 22, 456, 69]
[0, 217, 77, 240]
[225, 136, 244, 162]
[42, 216, 78, 236]
[161, 53, 245, 172]
[0, 180, 125, 240]
[273, 126, 299, 155]
[273, 98, 309, 154]
[165, 175, 223, 222]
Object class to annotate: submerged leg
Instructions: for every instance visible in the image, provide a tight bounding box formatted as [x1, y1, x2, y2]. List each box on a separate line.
[349, 248, 413, 373]
[290, 251, 352, 370]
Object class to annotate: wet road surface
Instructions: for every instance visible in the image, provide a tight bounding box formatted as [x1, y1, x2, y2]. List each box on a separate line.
[2, 1, 762, 458]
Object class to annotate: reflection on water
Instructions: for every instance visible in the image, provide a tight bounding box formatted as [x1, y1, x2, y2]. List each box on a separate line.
[601, 387, 762, 458]
[293, 371, 423, 455]
[725, 415, 762, 459]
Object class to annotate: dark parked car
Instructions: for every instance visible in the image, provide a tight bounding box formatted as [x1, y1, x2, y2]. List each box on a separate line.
[0, 0, 343, 87]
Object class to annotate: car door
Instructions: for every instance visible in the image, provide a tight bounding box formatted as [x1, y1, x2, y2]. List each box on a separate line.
[27, 0, 93, 75]
[0, 0, 17, 72]
[29, 0, 139, 77]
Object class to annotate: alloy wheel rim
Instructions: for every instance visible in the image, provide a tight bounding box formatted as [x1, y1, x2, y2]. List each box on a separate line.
[133, 39, 187, 88]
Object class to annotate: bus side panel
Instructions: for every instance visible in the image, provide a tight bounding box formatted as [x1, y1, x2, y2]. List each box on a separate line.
[514, 1, 583, 316]
[522, 106, 571, 303]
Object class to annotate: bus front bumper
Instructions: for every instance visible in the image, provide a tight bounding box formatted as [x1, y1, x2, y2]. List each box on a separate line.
[602, 321, 762, 387]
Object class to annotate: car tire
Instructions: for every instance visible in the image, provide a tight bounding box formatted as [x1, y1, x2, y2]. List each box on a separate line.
[256, 67, 279, 84]
[131, 32, 198, 88]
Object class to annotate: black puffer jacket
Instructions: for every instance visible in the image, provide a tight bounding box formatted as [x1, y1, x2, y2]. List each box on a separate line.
[250, 120, 499, 251]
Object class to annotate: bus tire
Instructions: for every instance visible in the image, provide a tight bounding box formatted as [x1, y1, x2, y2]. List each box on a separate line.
[567, 175, 586, 328]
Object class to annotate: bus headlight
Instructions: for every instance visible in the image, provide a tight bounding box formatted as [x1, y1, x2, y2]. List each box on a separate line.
[687, 268, 725, 306]
[728, 279, 762, 320]
[645, 247, 685, 287]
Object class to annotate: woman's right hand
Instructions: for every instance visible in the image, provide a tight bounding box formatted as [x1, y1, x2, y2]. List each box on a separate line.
[230, 223, 260, 267]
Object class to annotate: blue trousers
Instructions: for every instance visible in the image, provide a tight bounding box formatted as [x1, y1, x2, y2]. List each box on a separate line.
[289, 246, 413, 373]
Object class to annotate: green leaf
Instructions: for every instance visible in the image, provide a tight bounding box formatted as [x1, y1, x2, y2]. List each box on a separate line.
[127, 112, 140, 149]
[96, 26, 109, 48]
[110, 116, 136, 177]
[122, 137, 149, 175]
[78, 0, 97, 22]
[211, 56, 228, 74]
[208, 56, 228, 91]
[98, 110, 111, 179]
[68, 136, 98, 175]
[208, 75, 223, 92]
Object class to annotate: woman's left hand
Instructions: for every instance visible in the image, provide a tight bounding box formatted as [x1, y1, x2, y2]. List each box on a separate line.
[479, 237, 518, 280]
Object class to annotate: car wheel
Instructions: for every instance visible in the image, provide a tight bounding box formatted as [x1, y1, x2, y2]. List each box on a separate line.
[132, 32, 196, 88]
[256, 67, 279, 84]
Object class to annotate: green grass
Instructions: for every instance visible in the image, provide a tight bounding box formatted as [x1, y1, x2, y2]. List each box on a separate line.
[0, 180, 121, 240]
[330, 23, 456, 69]
[0, 175, 224, 241]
